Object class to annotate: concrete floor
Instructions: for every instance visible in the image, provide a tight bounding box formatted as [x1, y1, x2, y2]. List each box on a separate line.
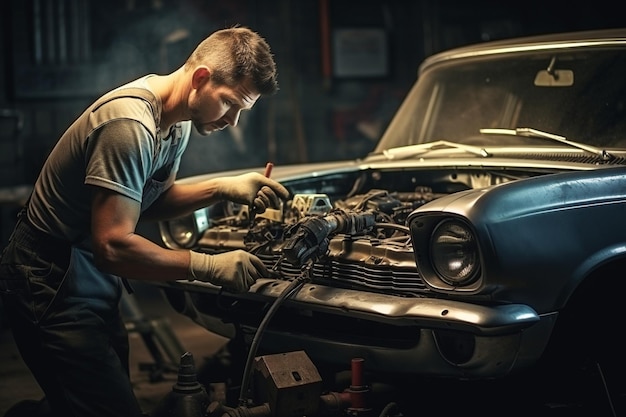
[0, 282, 228, 416]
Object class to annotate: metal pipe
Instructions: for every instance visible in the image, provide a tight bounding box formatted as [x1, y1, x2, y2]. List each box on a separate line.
[33, 0, 42, 65]
[57, 0, 67, 64]
[319, 0, 332, 89]
[45, 0, 55, 64]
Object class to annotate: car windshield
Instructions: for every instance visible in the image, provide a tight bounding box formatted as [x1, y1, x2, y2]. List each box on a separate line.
[375, 46, 626, 153]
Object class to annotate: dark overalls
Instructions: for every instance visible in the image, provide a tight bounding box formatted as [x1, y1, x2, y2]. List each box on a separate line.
[0, 88, 181, 417]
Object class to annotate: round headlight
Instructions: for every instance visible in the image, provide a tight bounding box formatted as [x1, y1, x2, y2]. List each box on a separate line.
[430, 219, 480, 286]
[166, 216, 199, 248]
[161, 209, 209, 249]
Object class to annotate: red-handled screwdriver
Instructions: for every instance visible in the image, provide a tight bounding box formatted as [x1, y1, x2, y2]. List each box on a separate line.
[250, 162, 274, 222]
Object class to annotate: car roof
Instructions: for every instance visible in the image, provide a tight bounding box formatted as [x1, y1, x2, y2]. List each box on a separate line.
[420, 27, 626, 73]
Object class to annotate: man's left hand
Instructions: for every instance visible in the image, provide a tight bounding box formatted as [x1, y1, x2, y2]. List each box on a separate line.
[216, 172, 289, 213]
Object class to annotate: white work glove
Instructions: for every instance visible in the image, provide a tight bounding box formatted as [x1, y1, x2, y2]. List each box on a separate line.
[187, 250, 269, 292]
[215, 172, 289, 214]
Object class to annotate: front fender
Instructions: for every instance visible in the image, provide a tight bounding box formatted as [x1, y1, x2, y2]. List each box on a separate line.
[408, 166, 626, 313]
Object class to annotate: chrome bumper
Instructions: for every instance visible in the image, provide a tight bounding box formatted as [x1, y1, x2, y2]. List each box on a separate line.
[157, 278, 553, 378]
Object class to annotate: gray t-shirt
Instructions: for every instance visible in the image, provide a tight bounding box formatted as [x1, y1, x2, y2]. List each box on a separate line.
[27, 76, 191, 242]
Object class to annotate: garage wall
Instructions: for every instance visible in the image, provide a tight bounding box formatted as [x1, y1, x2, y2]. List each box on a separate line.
[0, 0, 622, 185]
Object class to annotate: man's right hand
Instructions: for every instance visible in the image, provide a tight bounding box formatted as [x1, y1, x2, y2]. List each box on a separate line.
[187, 250, 269, 292]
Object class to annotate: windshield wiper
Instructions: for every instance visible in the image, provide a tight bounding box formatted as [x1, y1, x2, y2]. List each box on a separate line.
[479, 127, 613, 160]
[375, 140, 490, 161]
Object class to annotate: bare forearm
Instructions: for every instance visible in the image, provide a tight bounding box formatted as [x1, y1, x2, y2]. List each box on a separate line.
[140, 180, 222, 221]
[94, 232, 191, 282]
[140, 171, 290, 222]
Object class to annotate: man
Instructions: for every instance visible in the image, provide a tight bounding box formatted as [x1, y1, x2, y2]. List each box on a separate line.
[0, 26, 289, 417]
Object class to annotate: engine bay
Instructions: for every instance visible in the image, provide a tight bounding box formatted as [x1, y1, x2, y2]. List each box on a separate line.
[188, 168, 534, 297]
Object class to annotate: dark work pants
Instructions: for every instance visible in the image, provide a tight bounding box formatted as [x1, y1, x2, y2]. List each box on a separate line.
[0, 219, 144, 417]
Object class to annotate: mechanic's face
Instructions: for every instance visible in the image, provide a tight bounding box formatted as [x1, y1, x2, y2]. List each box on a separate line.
[189, 75, 260, 136]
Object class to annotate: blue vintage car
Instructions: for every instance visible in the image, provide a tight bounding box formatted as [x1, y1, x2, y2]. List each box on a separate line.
[149, 28, 626, 415]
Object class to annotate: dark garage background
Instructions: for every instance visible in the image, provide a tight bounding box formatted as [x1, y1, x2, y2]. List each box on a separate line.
[0, 0, 624, 414]
[0, 0, 623, 187]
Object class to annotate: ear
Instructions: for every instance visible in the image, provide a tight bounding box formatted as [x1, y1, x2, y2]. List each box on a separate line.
[191, 66, 211, 89]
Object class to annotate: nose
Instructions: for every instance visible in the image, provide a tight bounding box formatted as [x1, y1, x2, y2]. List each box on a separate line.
[224, 108, 242, 127]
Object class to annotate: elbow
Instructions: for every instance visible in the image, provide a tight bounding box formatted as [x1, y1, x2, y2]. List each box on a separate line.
[92, 244, 121, 274]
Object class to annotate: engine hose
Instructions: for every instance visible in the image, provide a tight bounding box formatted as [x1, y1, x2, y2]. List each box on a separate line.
[237, 272, 310, 407]
[378, 402, 399, 417]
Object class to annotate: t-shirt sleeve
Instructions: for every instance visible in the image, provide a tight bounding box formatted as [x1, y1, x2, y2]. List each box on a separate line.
[84, 119, 155, 202]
